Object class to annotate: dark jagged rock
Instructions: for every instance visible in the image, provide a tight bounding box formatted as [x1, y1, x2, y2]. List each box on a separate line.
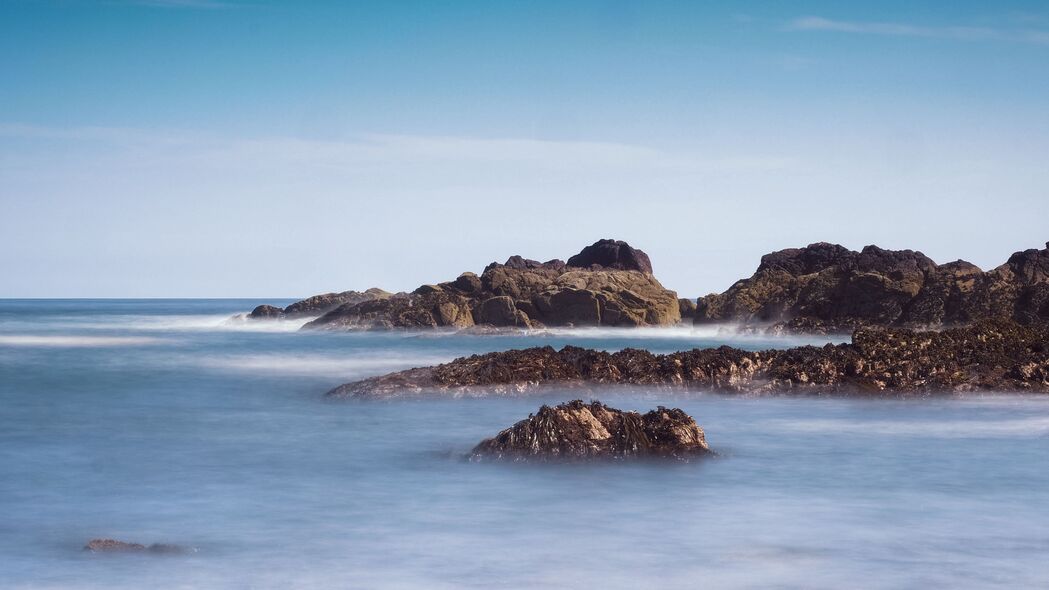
[566, 239, 654, 274]
[329, 320, 1049, 398]
[304, 240, 681, 331]
[678, 298, 697, 320]
[469, 400, 711, 461]
[696, 241, 1049, 333]
[246, 288, 392, 320]
[83, 539, 192, 554]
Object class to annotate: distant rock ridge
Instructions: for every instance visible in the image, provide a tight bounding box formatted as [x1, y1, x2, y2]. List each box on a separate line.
[247, 288, 393, 320]
[302, 239, 681, 330]
[328, 319, 1049, 397]
[695, 241, 1049, 333]
[469, 400, 711, 461]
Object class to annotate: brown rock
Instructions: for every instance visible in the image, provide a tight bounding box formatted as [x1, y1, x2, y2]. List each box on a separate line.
[696, 241, 1049, 332]
[306, 240, 682, 330]
[567, 239, 654, 274]
[469, 400, 711, 461]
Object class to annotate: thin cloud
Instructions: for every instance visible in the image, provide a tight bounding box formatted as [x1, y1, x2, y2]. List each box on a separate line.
[787, 15, 1049, 46]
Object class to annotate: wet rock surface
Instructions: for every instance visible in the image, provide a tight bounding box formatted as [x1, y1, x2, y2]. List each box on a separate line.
[330, 320, 1049, 397]
[469, 400, 711, 461]
[304, 239, 681, 331]
[696, 241, 1049, 333]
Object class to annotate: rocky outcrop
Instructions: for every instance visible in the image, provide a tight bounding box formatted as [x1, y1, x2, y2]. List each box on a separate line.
[696, 241, 1049, 333]
[83, 539, 191, 554]
[329, 320, 1049, 397]
[566, 239, 654, 274]
[469, 400, 711, 461]
[248, 288, 392, 320]
[303, 240, 681, 331]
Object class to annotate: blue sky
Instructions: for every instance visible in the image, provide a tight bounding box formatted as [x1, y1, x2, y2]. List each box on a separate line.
[2, 0, 1048, 297]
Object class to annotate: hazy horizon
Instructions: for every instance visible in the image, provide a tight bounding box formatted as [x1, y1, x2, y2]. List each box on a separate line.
[3, 1, 1048, 297]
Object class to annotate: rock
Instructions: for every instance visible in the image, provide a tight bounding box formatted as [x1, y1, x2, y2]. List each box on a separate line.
[245, 289, 391, 320]
[84, 539, 145, 552]
[83, 539, 192, 554]
[305, 240, 681, 331]
[451, 272, 482, 294]
[476, 296, 529, 327]
[678, 298, 697, 320]
[567, 239, 654, 274]
[247, 304, 283, 319]
[329, 319, 1049, 397]
[469, 400, 711, 461]
[696, 241, 1049, 332]
[282, 288, 392, 318]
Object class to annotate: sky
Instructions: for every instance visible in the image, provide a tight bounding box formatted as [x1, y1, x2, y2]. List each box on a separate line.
[1, 0, 1048, 298]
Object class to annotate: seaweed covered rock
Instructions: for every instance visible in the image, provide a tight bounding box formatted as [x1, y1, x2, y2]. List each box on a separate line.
[696, 241, 1049, 332]
[469, 400, 710, 461]
[304, 239, 681, 331]
[330, 320, 1049, 397]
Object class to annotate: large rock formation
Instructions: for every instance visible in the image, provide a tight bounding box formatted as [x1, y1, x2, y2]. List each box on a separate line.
[303, 240, 681, 330]
[247, 288, 392, 320]
[695, 241, 1049, 333]
[469, 400, 711, 461]
[328, 320, 1049, 397]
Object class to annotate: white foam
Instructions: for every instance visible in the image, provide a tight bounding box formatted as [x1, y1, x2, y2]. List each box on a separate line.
[47, 314, 318, 333]
[0, 335, 161, 347]
[194, 352, 453, 378]
[767, 416, 1049, 438]
[541, 325, 841, 346]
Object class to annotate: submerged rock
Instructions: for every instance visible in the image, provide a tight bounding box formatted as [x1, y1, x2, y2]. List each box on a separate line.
[329, 320, 1049, 397]
[303, 239, 681, 331]
[83, 539, 192, 554]
[696, 241, 1049, 333]
[469, 400, 711, 461]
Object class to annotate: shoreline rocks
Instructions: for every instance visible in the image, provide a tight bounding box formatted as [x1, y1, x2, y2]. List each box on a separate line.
[302, 239, 682, 331]
[470, 400, 711, 461]
[329, 320, 1049, 398]
[696, 241, 1049, 333]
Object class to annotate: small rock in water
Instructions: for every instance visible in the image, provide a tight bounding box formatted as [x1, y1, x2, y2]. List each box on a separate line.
[84, 539, 145, 552]
[470, 400, 712, 462]
[83, 538, 193, 554]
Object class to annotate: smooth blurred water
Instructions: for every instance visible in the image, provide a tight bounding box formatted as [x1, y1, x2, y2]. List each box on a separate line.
[1, 300, 1048, 589]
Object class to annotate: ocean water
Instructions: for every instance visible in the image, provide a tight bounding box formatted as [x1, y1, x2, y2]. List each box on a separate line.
[1, 299, 1048, 589]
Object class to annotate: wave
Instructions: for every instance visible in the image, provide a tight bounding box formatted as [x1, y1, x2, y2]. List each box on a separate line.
[766, 416, 1049, 438]
[28, 314, 319, 333]
[0, 335, 161, 347]
[193, 352, 453, 378]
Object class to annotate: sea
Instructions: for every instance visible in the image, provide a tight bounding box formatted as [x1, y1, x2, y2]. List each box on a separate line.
[1, 299, 1047, 589]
